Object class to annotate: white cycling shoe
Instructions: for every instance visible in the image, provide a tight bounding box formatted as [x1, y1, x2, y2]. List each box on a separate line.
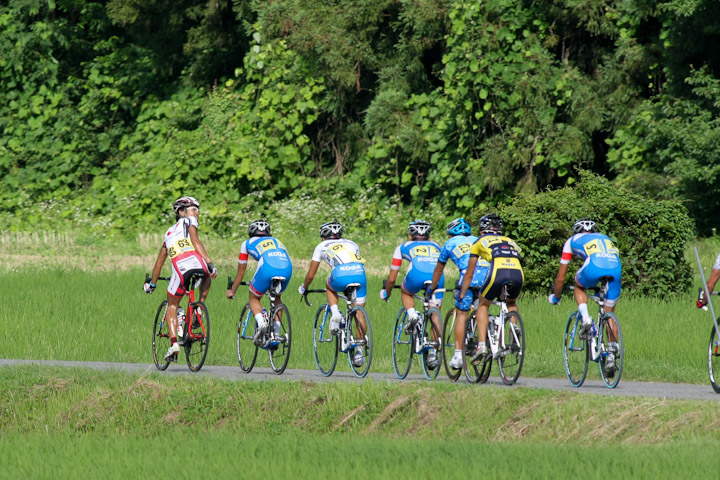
[449, 352, 463, 370]
[164, 343, 180, 361]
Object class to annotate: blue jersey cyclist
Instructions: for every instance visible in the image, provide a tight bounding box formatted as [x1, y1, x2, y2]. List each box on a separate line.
[428, 218, 490, 370]
[227, 219, 293, 345]
[380, 220, 444, 369]
[549, 218, 622, 376]
[298, 222, 368, 368]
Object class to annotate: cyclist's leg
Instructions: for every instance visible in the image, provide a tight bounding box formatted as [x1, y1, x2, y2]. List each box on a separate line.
[166, 269, 186, 345]
[603, 271, 622, 341]
[475, 298, 491, 345]
[574, 258, 595, 323]
[426, 274, 445, 340]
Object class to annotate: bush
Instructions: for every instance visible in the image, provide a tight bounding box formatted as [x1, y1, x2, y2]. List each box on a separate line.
[470, 171, 694, 295]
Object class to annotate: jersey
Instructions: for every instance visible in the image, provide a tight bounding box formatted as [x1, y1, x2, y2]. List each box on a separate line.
[391, 240, 442, 275]
[312, 239, 364, 268]
[714, 253, 720, 270]
[439, 235, 490, 285]
[162, 216, 208, 297]
[239, 236, 293, 297]
[469, 234, 523, 271]
[561, 232, 622, 305]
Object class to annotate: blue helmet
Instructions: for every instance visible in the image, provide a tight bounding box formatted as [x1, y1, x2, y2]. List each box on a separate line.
[446, 218, 471, 236]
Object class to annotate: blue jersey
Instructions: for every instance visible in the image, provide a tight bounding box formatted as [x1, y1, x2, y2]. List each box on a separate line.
[439, 235, 490, 286]
[391, 240, 442, 275]
[239, 236, 292, 270]
[561, 233, 621, 270]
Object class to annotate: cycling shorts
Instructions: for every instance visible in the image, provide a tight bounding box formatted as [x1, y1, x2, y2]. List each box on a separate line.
[402, 270, 444, 305]
[454, 283, 480, 311]
[168, 252, 209, 297]
[480, 265, 524, 301]
[327, 262, 367, 303]
[575, 258, 622, 307]
[250, 263, 293, 297]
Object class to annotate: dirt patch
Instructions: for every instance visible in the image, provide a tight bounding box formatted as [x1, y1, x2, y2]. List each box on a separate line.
[365, 395, 412, 433]
[0, 254, 155, 271]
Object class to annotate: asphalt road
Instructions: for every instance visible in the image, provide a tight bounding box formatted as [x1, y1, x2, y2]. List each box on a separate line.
[2, 358, 718, 401]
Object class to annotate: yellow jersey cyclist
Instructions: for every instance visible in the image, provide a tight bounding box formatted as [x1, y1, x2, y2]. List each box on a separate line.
[428, 218, 491, 369]
[298, 221, 368, 367]
[380, 220, 445, 369]
[459, 213, 523, 363]
[226, 219, 293, 346]
[144, 196, 218, 361]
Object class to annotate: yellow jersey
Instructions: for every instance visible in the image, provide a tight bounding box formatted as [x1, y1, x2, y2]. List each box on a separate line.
[469, 234, 523, 271]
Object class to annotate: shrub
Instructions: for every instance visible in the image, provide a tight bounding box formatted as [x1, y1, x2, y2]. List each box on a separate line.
[470, 171, 694, 295]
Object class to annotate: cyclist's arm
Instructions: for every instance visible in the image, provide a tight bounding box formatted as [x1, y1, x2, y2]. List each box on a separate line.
[384, 268, 400, 293]
[459, 255, 478, 299]
[553, 262, 570, 299]
[301, 260, 321, 290]
[188, 225, 216, 279]
[706, 268, 720, 300]
[429, 260, 445, 291]
[228, 262, 248, 298]
[151, 245, 168, 285]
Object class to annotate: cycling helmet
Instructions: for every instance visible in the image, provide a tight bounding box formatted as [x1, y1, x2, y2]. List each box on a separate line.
[573, 218, 597, 234]
[319, 221, 343, 239]
[408, 220, 432, 238]
[173, 196, 200, 214]
[478, 213, 503, 234]
[248, 219, 271, 237]
[446, 218, 471, 236]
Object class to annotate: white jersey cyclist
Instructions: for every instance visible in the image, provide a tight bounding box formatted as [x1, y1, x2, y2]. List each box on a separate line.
[312, 238, 367, 303]
[164, 215, 211, 297]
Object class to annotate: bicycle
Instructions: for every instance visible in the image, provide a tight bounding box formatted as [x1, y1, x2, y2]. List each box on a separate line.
[562, 278, 624, 388]
[148, 273, 210, 372]
[441, 299, 478, 382]
[302, 286, 373, 378]
[466, 282, 526, 385]
[699, 291, 720, 393]
[229, 276, 292, 375]
[385, 282, 445, 380]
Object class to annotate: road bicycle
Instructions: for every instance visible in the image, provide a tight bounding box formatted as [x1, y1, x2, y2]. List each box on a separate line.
[441, 301, 478, 382]
[302, 286, 373, 378]
[466, 282, 526, 385]
[700, 291, 720, 393]
[229, 276, 292, 375]
[148, 273, 210, 372]
[385, 282, 445, 380]
[562, 278, 624, 388]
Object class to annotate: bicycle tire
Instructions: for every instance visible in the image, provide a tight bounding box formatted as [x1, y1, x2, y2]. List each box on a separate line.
[599, 312, 623, 388]
[237, 302, 259, 373]
[421, 307, 442, 381]
[392, 307, 413, 379]
[708, 325, 720, 394]
[152, 301, 171, 371]
[268, 303, 292, 375]
[498, 311, 525, 385]
[185, 301, 210, 372]
[348, 305, 373, 378]
[313, 304, 338, 376]
[442, 309, 462, 382]
[462, 313, 488, 383]
[563, 311, 589, 387]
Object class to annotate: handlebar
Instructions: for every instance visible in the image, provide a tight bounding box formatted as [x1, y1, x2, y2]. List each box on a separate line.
[226, 276, 250, 299]
[145, 273, 170, 283]
[301, 289, 327, 307]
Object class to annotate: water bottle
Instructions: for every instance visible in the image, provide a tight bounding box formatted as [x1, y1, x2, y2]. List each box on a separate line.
[262, 308, 268, 321]
[177, 307, 185, 338]
[589, 324, 599, 360]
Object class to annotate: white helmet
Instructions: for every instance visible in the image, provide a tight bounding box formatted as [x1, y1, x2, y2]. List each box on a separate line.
[173, 196, 200, 214]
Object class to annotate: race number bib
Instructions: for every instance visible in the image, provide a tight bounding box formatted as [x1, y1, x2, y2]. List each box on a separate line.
[328, 243, 364, 264]
[583, 238, 618, 256]
[410, 245, 440, 258]
[256, 238, 279, 254]
[452, 243, 471, 258]
[168, 238, 195, 259]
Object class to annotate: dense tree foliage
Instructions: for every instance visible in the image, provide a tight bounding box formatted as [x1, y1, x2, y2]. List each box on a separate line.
[1, 0, 718, 238]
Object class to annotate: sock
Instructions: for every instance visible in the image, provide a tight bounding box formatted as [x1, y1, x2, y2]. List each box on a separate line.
[578, 303, 591, 324]
[454, 349, 462, 357]
[274, 321, 281, 334]
[170, 337, 177, 345]
[255, 313, 265, 326]
[330, 304, 341, 318]
[407, 308, 418, 320]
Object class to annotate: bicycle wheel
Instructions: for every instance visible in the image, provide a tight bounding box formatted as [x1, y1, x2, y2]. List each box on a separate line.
[708, 325, 720, 393]
[563, 311, 589, 387]
[421, 307, 442, 381]
[463, 314, 490, 383]
[598, 312, 623, 388]
[185, 301, 210, 372]
[392, 307, 413, 379]
[348, 305, 373, 378]
[313, 305, 338, 376]
[236, 302, 259, 373]
[152, 301, 171, 371]
[442, 309, 462, 382]
[268, 303, 292, 375]
[498, 311, 525, 385]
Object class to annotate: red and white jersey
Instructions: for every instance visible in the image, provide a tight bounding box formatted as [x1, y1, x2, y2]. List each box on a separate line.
[163, 216, 199, 266]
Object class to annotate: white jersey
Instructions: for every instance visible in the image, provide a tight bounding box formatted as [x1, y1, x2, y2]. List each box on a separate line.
[163, 216, 199, 260]
[714, 253, 720, 270]
[311, 239, 364, 268]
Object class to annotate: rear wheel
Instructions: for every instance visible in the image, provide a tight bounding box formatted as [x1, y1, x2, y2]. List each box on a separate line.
[348, 306, 373, 378]
[442, 309, 462, 382]
[236, 303, 259, 372]
[599, 312, 623, 388]
[152, 301, 170, 371]
[185, 301, 210, 372]
[268, 303, 292, 375]
[498, 311, 525, 385]
[313, 305, 338, 376]
[708, 326, 720, 394]
[421, 307, 442, 381]
[563, 311, 589, 387]
[463, 313, 490, 383]
[392, 307, 413, 379]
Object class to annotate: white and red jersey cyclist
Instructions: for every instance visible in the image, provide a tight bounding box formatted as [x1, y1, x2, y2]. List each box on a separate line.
[164, 215, 212, 297]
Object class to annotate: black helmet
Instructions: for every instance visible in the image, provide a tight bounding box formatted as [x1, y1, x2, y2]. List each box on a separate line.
[408, 220, 432, 238]
[446, 218, 471, 236]
[172, 196, 200, 214]
[478, 213, 503, 234]
[573, 218, 597, 234]
[248, 219, 271, 237]
[319, 221, 343, 239]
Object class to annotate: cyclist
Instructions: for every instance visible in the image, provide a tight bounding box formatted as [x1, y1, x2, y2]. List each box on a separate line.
[379, 220, 445, 369]
[459, 213, 523, 363]
[697, 252, 720, 309]
[297, 221, 368, 367]
[548, 218, 622, 376]
[427, 218, 490, 370]
[143, 196, 218, 361]
[226, 219, 293, 346]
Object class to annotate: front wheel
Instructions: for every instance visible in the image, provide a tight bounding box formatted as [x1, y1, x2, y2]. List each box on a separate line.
[237, 303, 259, 373]
[442, 309, 462, 382]
[392, 307, 413, 379]
[152, 301, 170, 371]
[708, 326, 720, 394]
[421, 307, 442, 381]
[498, 311, 525, 385]
[268, 303, 292, 375]
[599, 312, 623, 388]
[313, 305, 338, 376]
[563, 311, 589, 387]
[348, 305, 373, 378]
[185, 301, 210, 372]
